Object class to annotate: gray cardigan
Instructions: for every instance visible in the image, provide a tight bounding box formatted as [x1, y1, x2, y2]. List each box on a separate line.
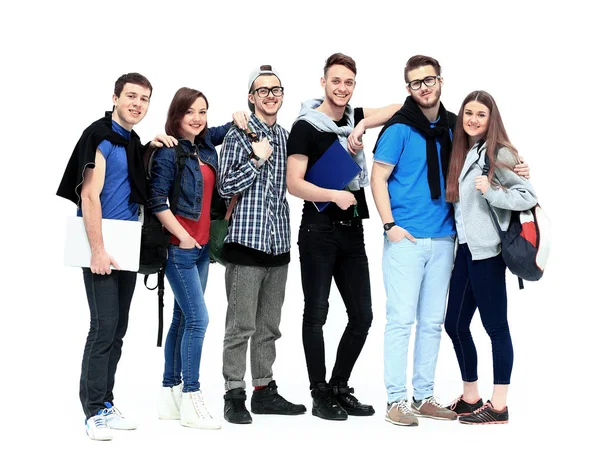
[453, 142, 537, 260]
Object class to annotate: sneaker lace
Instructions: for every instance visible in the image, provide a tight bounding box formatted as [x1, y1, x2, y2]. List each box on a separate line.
[192, 392, 213, 419]
[391, 400, 412, 415]
[104, 406, 124, 418]
[446, 396, 462, 411]
[472, 402, 491, 415]
[423, 396, 444, 408]
[92, 414, 110, 429]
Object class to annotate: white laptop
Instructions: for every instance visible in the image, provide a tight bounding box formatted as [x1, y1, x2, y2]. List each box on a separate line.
[64, 216, 142, 272]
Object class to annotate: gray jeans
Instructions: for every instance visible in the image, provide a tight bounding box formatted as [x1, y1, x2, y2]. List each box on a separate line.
[223, 263, 288, 390]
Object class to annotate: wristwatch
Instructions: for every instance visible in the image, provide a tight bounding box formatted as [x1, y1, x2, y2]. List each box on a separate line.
[251, 152, 266, 167]
[383, 222, 396, 231]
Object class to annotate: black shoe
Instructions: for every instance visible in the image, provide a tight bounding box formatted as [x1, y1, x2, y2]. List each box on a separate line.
[458, 400, 509, 425]
[446, 395, 484, 416]
[332, 382, 375, 416]
[224, 388, 252, 424]
[311, 383, 348, 421]
[251, 381, 307, 415]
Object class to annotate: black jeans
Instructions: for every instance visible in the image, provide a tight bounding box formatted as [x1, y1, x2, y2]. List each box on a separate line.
[298, 221, 373, 389]
[80, 268, 137, 418]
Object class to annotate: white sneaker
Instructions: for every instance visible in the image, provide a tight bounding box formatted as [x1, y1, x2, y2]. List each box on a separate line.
[103, 402, 138, 430]
[180, 391, 221, 430]
[85, 414, 113, 441]
[158, 384, 183, 420]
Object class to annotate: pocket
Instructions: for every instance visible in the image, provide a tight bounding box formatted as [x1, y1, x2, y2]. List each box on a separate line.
[300, 223, 335, 233]
[169, 245, 199, 267]
[385, 235, 412, 246]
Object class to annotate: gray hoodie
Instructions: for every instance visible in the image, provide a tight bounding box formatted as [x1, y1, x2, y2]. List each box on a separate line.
[454, 142, 537, 260]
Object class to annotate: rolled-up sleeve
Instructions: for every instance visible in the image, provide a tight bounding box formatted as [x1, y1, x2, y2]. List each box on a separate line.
[208, 122, 233, 146]
[218, 130, 260, 198]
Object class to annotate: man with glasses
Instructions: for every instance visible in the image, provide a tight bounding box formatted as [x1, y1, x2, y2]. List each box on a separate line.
[287, 53, 401, 421]
[370, 55, 528, 427]
[218, 65, 306, 425]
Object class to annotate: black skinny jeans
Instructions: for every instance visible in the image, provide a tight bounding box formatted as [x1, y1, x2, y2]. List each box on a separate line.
[298, 221, 373, 390]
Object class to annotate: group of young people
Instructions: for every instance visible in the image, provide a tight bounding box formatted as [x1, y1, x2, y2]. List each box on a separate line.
[57, 52, 536, 441]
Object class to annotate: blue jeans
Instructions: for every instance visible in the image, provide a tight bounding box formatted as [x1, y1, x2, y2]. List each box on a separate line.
[444, 244, 512, 384]
[163, 244, 210, 393]
[383, 235, 455, 403]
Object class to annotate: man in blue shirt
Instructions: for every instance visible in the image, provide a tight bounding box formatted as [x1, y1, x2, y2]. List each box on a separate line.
[371, 56, 529, 427]
[59, 73, 155, 440]
[371, 55, 460, 426]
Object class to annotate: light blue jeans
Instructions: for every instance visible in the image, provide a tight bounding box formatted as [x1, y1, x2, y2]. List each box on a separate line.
[383, 235, 455, 403]
[163, 244, 210, 393]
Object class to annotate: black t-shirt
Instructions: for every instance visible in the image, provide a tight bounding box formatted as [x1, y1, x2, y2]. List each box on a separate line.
[287, 107, 369, 224]
[221, 242, 290, 267]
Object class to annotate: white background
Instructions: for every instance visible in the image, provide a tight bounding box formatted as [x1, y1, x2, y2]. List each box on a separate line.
[0, 0, 596, 454]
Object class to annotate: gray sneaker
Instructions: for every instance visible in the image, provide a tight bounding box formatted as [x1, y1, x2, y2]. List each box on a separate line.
[411, 396, 457, 421]
[385, 400, 419, 426]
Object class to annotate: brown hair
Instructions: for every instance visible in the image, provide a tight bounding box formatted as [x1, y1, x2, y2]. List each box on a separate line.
[445, 90, 519, 202]
[165, 87, 209, 138]
[114, 73, 153, 98]
[404, 55, 441, 83]
[324, 53, 357, 77]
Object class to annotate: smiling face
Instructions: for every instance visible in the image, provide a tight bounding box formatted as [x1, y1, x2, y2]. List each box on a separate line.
[321, 64, 356, 108]
[248, 75, 283, 123]
[112, 83, 151, 130]
[405, 65, 442, 110]
[179, 96, 207, 142]
[462, 100, 490, 144]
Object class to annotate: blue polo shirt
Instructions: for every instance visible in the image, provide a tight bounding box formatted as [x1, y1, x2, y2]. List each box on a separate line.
[78, 120, 138, 221]
[373, 121, 455, 238]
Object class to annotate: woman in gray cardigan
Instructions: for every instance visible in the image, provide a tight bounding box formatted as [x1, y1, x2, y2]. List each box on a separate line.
[443, 90, 537, 425]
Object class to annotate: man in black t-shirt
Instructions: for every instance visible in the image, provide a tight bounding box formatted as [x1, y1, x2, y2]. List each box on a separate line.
[287, 53, 401, 421]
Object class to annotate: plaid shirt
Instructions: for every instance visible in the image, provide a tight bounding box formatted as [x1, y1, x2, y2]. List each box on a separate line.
[218, 114, 290, 255]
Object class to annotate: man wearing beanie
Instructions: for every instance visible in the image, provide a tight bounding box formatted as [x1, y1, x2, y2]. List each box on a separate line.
[218, 65, 306, 424]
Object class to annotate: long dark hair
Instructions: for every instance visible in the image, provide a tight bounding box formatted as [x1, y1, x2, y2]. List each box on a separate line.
[446, 90, 518, 202]
[165, 87, 209, 139]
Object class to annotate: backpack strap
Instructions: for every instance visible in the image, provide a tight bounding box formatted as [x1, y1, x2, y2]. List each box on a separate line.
[481, 150, 503, 235]
[482, 151, 524, 290]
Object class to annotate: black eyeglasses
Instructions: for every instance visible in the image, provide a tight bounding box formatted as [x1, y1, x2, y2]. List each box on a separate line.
[407, 76, 441, 91]
[253, 86, 284, 98]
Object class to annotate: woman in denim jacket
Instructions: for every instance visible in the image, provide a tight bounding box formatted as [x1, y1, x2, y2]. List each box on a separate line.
[443, 91, 537, 425]
[148, 87, 247, 429]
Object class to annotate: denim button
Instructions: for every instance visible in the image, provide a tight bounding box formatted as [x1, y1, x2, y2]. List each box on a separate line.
[196, 197, 201, 202]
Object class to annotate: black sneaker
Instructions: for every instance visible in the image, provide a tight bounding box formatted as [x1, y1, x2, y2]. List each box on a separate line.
[446, 395, 484, 416]
[251, 381, 307, 415]
[459, 400, 509, 425]
[224, 388, 252, 424]
[332, 382, 375, 416]
[311, 383, 348, 421]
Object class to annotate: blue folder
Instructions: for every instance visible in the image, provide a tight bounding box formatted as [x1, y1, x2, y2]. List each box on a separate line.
[304, 140, 362, 212]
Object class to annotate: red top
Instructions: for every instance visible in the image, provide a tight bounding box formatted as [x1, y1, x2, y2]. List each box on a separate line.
[170, 163, 215, 246]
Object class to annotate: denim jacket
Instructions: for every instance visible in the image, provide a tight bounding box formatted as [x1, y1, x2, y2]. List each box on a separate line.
[148, 122, 232, 220]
